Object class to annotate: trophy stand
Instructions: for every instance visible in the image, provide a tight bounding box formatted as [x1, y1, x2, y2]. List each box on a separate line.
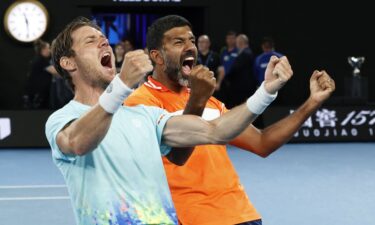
[346, 56, 368, 100]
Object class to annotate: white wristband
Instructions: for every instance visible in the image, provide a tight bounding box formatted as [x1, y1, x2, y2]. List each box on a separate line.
[246, 82, 277, 115]
[99, 75, 133, 114]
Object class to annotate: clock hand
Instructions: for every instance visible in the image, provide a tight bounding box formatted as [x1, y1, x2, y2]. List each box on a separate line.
[23, 13, 30, 38]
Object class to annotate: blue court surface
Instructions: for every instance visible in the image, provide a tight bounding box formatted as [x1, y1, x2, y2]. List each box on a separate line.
[0, 143, 374, 225]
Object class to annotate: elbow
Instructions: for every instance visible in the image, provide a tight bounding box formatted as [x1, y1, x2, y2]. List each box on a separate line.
[68, 137, 94, 156]
[74, 149, 88, 156]
[174, 161, 187, 166]
[166, 148, 194, 166]
[211, 138, 227, 145]
[254, 146, 278, 158]
[168, 155, 188, 166]
[209, 134, 229, 145]
[207, 125, 231, 145]
[258, 152, 271, 158]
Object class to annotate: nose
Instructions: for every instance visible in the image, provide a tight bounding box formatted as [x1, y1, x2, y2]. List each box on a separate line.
[185, 40, 197, 52]
[99, 37, 109, 48]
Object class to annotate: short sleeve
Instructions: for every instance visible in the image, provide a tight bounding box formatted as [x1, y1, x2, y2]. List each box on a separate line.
[143, 106, 174, 156]
[156, 112, 174, 156]
[45, 110, 79, 162]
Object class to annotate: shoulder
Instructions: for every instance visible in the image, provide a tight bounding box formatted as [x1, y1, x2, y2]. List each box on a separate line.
[120, 104, 170, 124]
[207, 96, 226, 111]
[125, 84, 162, 107]
[47, 101, 76, 121]
[46, 101, 82, 127]
[45, 101, 83, 147]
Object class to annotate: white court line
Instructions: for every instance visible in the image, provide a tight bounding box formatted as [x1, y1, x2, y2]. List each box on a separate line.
[0, 185, 66, 189]
[0, 196, 70, 201]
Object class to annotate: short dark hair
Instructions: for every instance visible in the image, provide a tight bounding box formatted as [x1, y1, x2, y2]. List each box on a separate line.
[226, 30, 237, 36]
[51, 16, 101, 91]
[261, 36, 275, 49]
[146, 15, 192, 51]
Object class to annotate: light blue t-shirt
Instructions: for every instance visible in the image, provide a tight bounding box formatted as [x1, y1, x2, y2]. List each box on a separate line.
[45, 100, 177, 225]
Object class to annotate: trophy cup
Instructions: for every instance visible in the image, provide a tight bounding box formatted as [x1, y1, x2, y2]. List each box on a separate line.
[347, 56, 366, 98]
[348, 56, 365, 77]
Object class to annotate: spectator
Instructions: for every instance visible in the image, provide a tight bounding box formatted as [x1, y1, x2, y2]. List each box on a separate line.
[122, 38, 134, 54]
[222, 34, 257, 108]
[24, 39, 56, 109]
[114, 42, 125, 73]
[197, 35, 224, 95]
[220, 31, 238, 76]
[254, 37, 284, 86]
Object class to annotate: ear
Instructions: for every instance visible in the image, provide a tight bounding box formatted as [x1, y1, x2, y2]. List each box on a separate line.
[60, 56, 76, 72]
[149, 49, 164, 65]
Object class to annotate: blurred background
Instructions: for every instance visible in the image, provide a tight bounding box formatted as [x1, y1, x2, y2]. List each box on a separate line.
[0, 1, 374, 225]
[1, 0, 374, 147]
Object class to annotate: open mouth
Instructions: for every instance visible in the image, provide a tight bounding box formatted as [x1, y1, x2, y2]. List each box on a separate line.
[182, 57, 194, 75]
[101, 52, 112, 69]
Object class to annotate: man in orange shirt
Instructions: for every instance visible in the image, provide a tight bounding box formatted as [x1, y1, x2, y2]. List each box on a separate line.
[125, 15, 335, 225]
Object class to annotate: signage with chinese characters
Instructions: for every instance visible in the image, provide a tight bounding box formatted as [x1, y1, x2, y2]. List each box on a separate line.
[263, 107, 375, 142]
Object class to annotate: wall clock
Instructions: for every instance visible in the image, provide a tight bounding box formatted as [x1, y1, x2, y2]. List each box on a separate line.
[4, 0, 49, 43]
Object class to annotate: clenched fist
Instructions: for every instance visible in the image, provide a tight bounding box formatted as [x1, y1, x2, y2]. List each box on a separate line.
[264, 56, 293, 94]
[119, 50, 153, 88]
[309, 70, 335, 103]
[188, 65, 216, 104]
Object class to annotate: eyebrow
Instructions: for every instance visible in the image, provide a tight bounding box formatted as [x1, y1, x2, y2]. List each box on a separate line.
[172, 35, 196, 41]
[83, 35, 97, 41]
[82, 34, 106, 42]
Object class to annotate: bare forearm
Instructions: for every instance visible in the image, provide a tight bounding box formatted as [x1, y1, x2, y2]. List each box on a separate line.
[235, 97, 322, 157]
[164, 76, 284, 147]
[166, 95, 206, 165]
[183, 95, 207, 115]
[263, 97, 321, 142]
[163, 103, 258, 147]
[210, 104, 258, 144]
[57, 105, 112, 155]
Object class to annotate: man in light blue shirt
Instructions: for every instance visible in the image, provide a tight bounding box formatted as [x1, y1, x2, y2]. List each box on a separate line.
[46, 102, 176, 224]
[46, 16, 295, 225]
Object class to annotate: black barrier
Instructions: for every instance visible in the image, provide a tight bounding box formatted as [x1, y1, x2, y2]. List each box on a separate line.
[0, 111, 53, 148]
[1, 107, 374, 148]
[263, 106, 375, 142]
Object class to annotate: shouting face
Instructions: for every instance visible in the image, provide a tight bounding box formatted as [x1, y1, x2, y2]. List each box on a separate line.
[69, 26, 116, 89]
[160, 26, 197, 86]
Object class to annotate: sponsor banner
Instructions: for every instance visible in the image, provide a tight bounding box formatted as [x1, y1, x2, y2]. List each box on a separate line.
[0, 111, 52, 148]
[263, 106, 375, 142]
[1, 107, 374, 148]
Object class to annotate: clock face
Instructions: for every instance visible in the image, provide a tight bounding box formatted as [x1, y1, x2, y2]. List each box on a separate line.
[4, 1, 49, 43]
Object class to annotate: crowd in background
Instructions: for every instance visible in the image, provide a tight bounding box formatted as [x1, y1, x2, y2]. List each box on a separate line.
[25, 31, 283, 111]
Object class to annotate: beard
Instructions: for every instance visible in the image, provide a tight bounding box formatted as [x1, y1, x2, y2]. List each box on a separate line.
[162, 50, 197, 87]
[163, 55, 189, 87]
[76, 58, 111, 90]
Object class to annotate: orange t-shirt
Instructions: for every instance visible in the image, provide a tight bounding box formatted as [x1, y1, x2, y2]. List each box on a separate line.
[125, 76, 261, 225]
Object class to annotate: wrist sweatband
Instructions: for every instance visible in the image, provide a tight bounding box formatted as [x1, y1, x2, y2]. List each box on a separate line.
[99, 75, 133, 114]
[246, 82, 278, 115]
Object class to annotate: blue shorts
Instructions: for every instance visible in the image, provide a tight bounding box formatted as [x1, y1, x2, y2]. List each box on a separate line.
[180, 219, 262, 225]
[237, 219, 262, 225]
